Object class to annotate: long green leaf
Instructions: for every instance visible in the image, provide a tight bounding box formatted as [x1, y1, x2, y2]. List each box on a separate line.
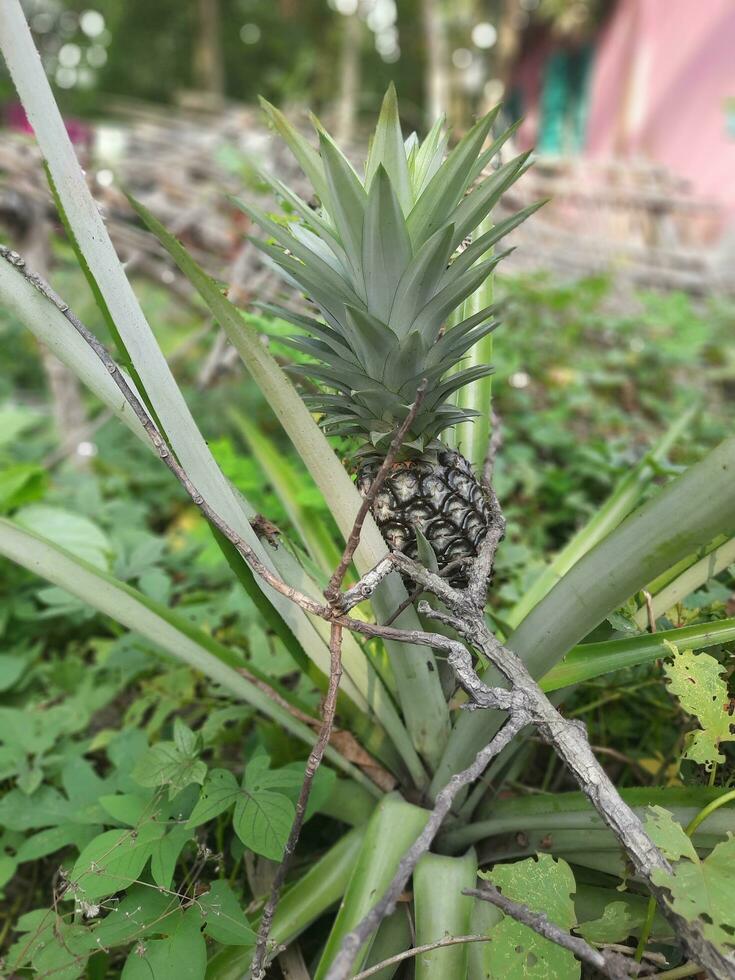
[541, 618, 735, 692]
[364, 83, 413, 214]
[414, 850, 477, 980]
[314, 795, 429, 978]
[507, 405, 698, 630]
[632, 536, 735, 628]
[452, 214, 495, 472]
[230, 409, 342, 576]
[0, 253, 147, 445]
[130, 195, 450, 775]
[258, 96, 330, 205]
[441, 787, 735, 854]
[206, 827, 365, 979]
[0, 518, 379, 795]
[433, 436, 735, 794]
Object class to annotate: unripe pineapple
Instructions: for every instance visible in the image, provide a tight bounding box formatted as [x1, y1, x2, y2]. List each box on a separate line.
[241, 86, 538, 585]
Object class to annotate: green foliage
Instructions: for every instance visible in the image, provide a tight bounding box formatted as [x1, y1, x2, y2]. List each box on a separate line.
[662, 641, 735, 771]
[480, 854, 578, 979]
[647, 806, 735, 951]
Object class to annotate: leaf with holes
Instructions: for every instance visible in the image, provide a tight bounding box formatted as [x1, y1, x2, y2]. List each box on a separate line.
[663, 642, 735, 770]
[575, 901, 638, 944]
[132, 731, 207, 800]
[480, 854, 579, 979]
[647, 808, 735, 952]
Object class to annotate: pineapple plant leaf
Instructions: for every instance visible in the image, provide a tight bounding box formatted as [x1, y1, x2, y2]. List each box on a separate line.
[245, 88, 537, 584]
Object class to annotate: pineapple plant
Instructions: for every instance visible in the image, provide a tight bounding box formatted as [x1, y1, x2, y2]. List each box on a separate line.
[240, 86, 539, 584]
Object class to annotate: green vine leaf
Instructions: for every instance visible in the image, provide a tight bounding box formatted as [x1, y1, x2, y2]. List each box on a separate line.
[647, 806, 735, 951]
[480, 854, 579, 979]
[121, 908, 206, 980]
[662, 641, 735, 771]
[132, 720, 207, 800]
[233, 788, 294, 861]
[575, 901, 638, 944]
[199, 879, 256, 945]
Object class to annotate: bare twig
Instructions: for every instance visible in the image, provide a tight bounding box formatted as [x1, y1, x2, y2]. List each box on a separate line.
[351, 934, 494, 979]
[643, 589, 657, 633]
[465, 883, 642, 980]
[250, 623, 344, 979]
[324, 379, 428, 602]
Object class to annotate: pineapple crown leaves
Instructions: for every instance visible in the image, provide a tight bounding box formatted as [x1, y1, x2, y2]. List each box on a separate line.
[239, 85, 539, 452]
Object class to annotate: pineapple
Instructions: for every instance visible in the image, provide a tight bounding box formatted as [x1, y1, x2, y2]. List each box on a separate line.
[241, 87, 538, 585]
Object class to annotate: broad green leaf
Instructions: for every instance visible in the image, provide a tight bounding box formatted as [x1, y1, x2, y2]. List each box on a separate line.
[663, 643, 735, 770]
[482, 854, 579, 980]
[93, 887, 179, 946]
[199, 880, 256, 946]
[150, 827, 192, 890]
[70, 824, 165, 902]
[15, 505, 112, 569]
[98, 794, 151, 827]
[0, 653, 26, 691]
[121, 909, 206, 980]
[186, 769, 241, 828]
[233, 788, 294, 860]
[647, 807, 735, 951]
[132, 739, 207, 800]
[16, 825, 98, 863]
[645, 806, 698, 861]
[575, 902, 638, 944]
[0, 463, 47, 514]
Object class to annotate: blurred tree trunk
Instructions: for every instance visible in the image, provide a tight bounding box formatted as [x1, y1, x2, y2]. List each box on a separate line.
[19, 200, 89, 465]
[335, 12, 363, 144]
[194, 0, 224, 101]
[421, 0, 450, 123]
[496, 0, 523, 89]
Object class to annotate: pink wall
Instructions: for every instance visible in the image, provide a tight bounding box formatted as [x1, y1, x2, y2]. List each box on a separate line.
[586, 0, 735, 215]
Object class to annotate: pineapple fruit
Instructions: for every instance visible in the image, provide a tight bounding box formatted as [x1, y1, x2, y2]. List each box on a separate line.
[240, 86, 538, 585]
